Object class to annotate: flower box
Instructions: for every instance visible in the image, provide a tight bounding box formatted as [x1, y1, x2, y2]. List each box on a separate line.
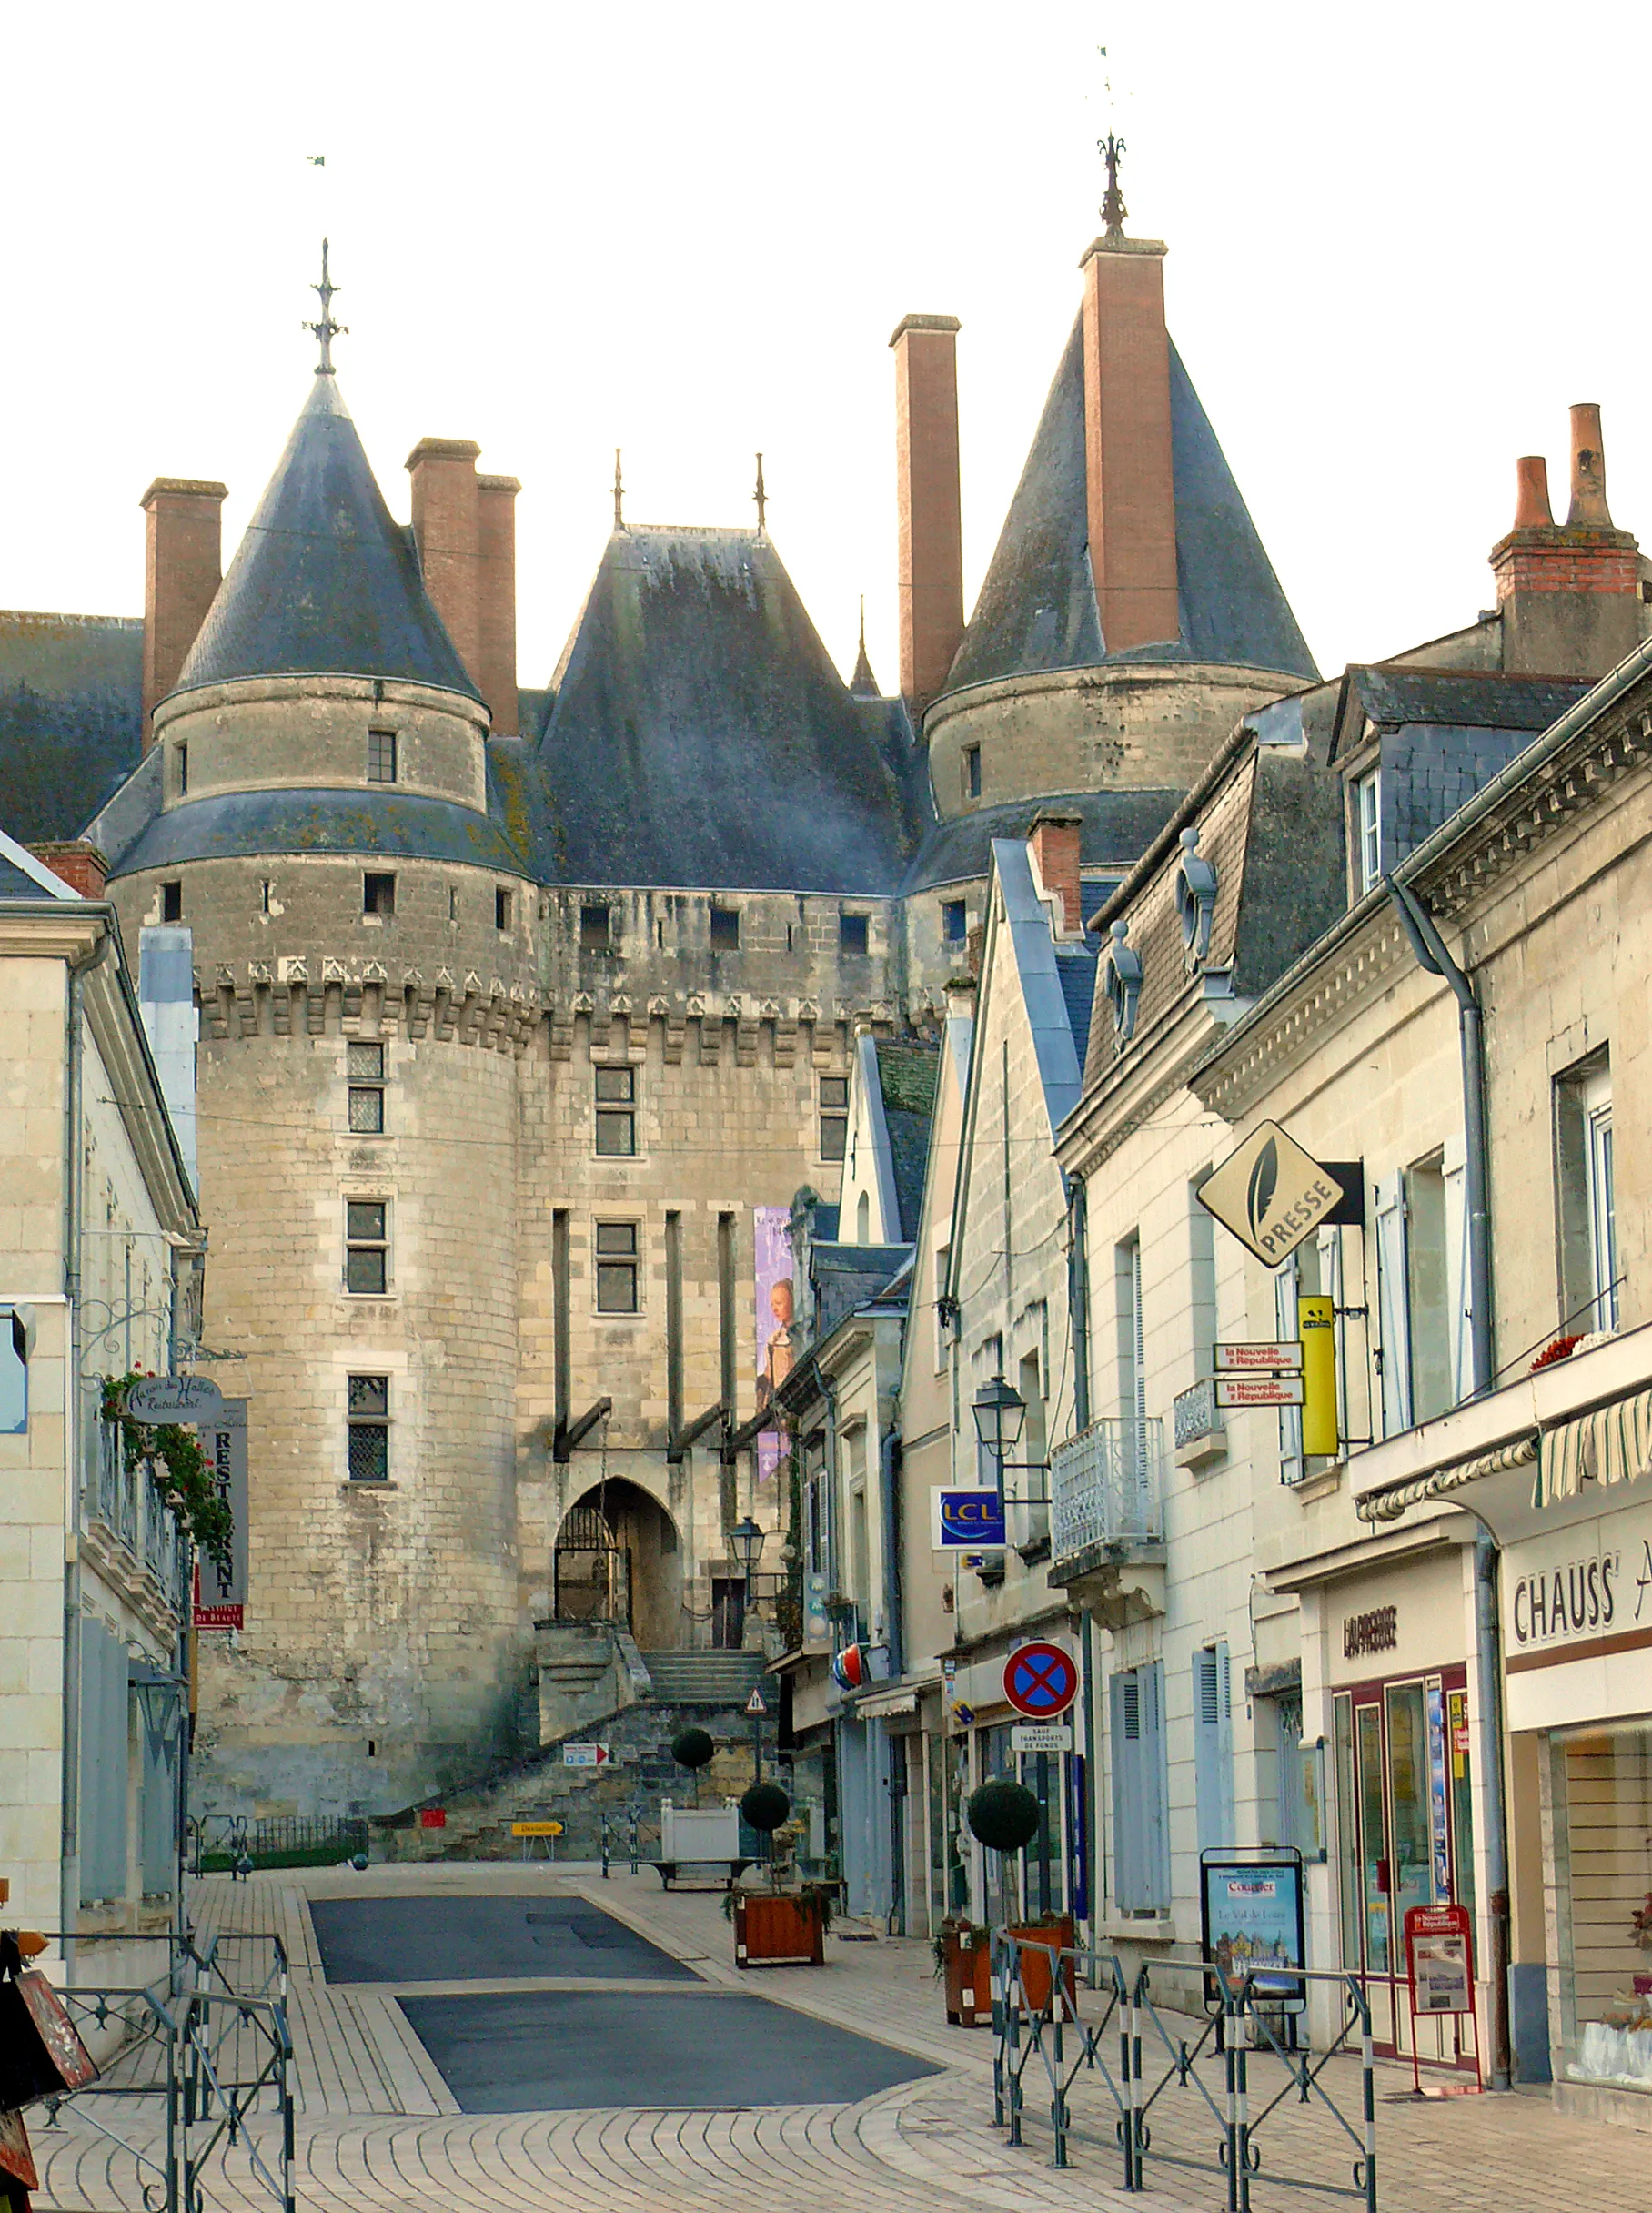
[938, 1923, 993, 2026]
[732, 1889, 827, 1967]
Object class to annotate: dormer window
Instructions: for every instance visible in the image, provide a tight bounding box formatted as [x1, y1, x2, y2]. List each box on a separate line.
[367, 728, 398, 783]
[1355, 768, 1382, 895]
[1102, 918, 1142, 1045]
[1174, 827, 1217, 965]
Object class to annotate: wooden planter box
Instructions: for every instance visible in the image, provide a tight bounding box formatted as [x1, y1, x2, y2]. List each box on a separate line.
[940, 1926, 993, 2026]
[1005, 1915, 1076, 2016]
[733, 1890, 826, 1968]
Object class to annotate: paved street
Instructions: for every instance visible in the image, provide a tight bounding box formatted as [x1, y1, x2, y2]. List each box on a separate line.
[30, 1867, 1644, 2213]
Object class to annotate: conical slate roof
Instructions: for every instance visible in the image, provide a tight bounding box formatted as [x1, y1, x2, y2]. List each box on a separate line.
[173, 377, 480, 702]
[945, 318, 1317, 692]
[530, 526, 920, 892]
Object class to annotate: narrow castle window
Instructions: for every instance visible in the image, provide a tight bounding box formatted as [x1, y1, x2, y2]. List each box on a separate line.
[348, 1041, 386, 1134]
[840, 912, 870, 955]
[710, 905, 740, 951]
[367, 728, 398, 783]
[595, 1220, 640, 1313]
[161, 881, 182, 923]
[496, 887, 512, 931]
[595, 1066, 636, 1156]
[345, 1200, 388, 1294]
[347, 1374, 390, 1481]
[942, 899, 967, 945]
[819, 1076, 849, 1162]
[176, 742, 188, 796]
[448, 887, 458, 921]
[261, 879, 273, 915]
[363, 872, 396, 918]
[963, 744, 982, 801]
[580, 904, 612, 951]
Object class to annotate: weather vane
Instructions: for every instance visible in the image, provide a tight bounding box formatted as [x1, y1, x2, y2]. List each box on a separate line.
[754, 453, 767, 533]
[1100, 133, 1128, 239]
[304, 238, 348, 374]
[613, 449, 625, 531]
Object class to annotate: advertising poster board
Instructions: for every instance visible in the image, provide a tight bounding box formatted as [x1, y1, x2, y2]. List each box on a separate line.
[1200, 1850, 1306, 2011]
[1403, 1902, 1480, 2092]
[753, 1207, 793, 1487]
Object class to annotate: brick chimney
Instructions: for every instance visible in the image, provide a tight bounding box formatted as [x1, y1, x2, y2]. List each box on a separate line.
[406, 440, 519, 733]
[29, 841, 108, 898]
[1029, 809, 1084, 935]
[1079, 234, 1178, 654]
[890, 314, 964, 722]
[140, 478, 227, 745]
[477, 473, 520, 739]
[1489, 405, 1640, 679]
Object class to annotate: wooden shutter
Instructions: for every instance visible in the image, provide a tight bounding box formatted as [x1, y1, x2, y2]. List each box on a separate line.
[1442, 1130, 1471, 1406]
[1374, 1175, 1412, 1437]
[1194, 1642, 1234, 1854]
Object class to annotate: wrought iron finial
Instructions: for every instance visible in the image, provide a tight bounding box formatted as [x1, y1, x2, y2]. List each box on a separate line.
[304, 237, 348, 374]
[612, 448, 625, 531]
[754, 452, 767, 533]
[1100, 133, 1128, 239]
[858, 594, 866, 652]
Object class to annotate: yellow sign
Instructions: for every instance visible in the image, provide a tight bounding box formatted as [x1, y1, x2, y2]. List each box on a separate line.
[510, 1821, 565, 1837]
[1198, 1120, 1343, 1268]
[1299, 1295, 1339, 1456]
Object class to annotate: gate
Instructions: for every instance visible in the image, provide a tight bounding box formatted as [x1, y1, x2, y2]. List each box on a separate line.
[29, 1930, 294, 2213]
[992, 1931, 1378, 2209]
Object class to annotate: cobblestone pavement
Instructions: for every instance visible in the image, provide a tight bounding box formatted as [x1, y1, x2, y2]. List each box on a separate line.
[30, 1865, 1645, 2213]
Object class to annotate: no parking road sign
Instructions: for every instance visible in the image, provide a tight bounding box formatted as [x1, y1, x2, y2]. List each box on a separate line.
[1002, 1641, 1078, 1720]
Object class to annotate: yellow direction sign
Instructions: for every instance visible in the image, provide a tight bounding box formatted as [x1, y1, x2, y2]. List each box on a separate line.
[1198, 1120, 1343, 1268]
[511, 1821, 565, 1837]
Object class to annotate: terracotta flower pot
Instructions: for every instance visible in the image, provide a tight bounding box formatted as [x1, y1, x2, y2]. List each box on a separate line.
[940, 1925, 993, 2026]
[733, 1890, 826, 1967]
[1005, 1915, 1076, 2016]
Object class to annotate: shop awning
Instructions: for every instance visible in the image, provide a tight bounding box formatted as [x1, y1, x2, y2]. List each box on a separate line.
[1358, 1434, 1536, 1523]
[853, 1688, 919, 1719]
[1536, 1386, 1652, 1506]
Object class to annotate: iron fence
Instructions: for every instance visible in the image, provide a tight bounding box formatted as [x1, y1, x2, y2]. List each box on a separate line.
[992, 1931, 1377, 2210]
[27, 1929, 293, 2213]
[190, 1814, 368, 1872]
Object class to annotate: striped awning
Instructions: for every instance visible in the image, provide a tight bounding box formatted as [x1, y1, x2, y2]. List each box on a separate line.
[1536, 1387, 1652, 1506]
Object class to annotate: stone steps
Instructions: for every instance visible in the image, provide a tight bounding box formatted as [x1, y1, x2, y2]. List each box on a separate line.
[640, 1650, 765, 1705]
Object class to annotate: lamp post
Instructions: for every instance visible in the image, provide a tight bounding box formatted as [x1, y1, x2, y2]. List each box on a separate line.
[972, 1374, 1026, 1504]
[730, 1517, 767, 1779]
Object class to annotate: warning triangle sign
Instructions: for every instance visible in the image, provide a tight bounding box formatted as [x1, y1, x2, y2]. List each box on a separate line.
[745, 1688, 768, 1716]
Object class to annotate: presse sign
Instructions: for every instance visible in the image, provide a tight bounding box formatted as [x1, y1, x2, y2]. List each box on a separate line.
[1198, 1121, 1345, 1268]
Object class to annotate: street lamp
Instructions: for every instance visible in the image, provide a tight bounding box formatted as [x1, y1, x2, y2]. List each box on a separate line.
[730, 1517, 765, 1580]
[972, 1374, 1026, 1501]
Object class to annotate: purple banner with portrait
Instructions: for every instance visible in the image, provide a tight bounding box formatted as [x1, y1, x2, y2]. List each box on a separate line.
[753, 1206, 794, 1484]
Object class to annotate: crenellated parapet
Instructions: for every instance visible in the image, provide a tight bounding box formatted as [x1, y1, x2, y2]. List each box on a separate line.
[198, 957, 541, 1051]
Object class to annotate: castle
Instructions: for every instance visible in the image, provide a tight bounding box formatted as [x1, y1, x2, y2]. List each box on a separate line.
[2, 192, 1319, 1822]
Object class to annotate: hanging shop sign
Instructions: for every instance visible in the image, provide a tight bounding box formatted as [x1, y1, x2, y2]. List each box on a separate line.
[1198, 1122, 1348, 1268]
[125, 1374, 225, 1425]
[1214, 1342, 1304, 1372]
[931, 1487, 1008, 1551]
[193, 1400, 248, 1631]
[1215, 1373, 1304, 1410]
[1002, 1642, 1079, 1720]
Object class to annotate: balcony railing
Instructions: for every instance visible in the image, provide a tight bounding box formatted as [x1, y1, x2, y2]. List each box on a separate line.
[1049, 1416, 1165, 1564]
[90, 1418, 185, 1607]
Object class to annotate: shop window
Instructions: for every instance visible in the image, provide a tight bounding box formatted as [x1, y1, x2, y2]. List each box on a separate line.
[710, 905, 740, 951]
[367, 728, 398, 783]
[345, 1200, 388, 1294]
[595, 1221, 639, 1313]
[1558, 1728, 1652, 2087]
[819, 1076, 849, 1161]
[594, 1065, 636, 1156]
[348, 1040, 386, 1133]
[1111, 1661, 1169, 1913]
[1194, 1642, 1234, 1854]
[1556, 1054, 1617, 1335]
[363, 872, 396, 918]
[347, 1374, 390, 1481]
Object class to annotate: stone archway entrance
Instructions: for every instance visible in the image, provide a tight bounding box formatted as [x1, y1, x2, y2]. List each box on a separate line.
[552, 1479, 682, 1652]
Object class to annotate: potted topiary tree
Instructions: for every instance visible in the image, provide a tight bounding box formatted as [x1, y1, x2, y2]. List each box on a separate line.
[966, 1779, 1075, 2017]
[671, 1726, 715, 1806]
[728, 1783, 833, 1966]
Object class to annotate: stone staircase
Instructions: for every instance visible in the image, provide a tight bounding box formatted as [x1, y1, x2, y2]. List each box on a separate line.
[640, 1650, 766, 1706]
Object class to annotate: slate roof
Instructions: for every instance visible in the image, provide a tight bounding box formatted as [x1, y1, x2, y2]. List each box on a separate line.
[173, 377, 480, 703]
[874, 1042, 940, 1243]
[807, 1241, 912, 1343]
[529, 527, 923, 892]
[106, 787, 531, 878]
[902, 787, 1181, 894]
[1054, 946, 1100, 1062]
[0, 611, 143, 841]
[1329, 666, 1591, 761]
[944, 318, 1317, 695]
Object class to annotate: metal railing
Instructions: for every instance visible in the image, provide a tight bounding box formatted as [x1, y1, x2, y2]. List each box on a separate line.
[992, 1932, 1376, 2210]
[27, 1930, 293, 2213]
[89, 1419, 185, 1602]
[1174, 1378, 1222, 1450]
[1049, 1417, 1165, 1562]
[190, 1813, 369, 1872]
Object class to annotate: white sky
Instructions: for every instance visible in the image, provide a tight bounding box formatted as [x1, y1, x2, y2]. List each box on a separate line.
[5, 0, 1649, 696]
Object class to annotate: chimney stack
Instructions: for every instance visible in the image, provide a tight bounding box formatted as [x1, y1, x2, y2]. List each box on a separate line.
[1029, 809, 1084, 935]
[477, 474, 520, 739]
[1490, 406, 1640, 680]
[890, 314, 964, 722]
[28, 841, 108, 898]
[1080, 233, 1179, 653]
[406, 440, 519, 733]
[140, 478, 227, 745]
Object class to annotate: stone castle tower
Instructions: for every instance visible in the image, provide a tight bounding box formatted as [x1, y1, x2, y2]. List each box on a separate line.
[10, 190, 1318, 1822]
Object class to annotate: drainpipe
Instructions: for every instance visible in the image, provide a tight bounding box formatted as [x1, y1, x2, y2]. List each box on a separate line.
[1383, 876, 1510, 2088]
[1068, 1177, 1091, 1431]
[1064, 1177, 1098, 1942]
[880, 1420, 903, 1935]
